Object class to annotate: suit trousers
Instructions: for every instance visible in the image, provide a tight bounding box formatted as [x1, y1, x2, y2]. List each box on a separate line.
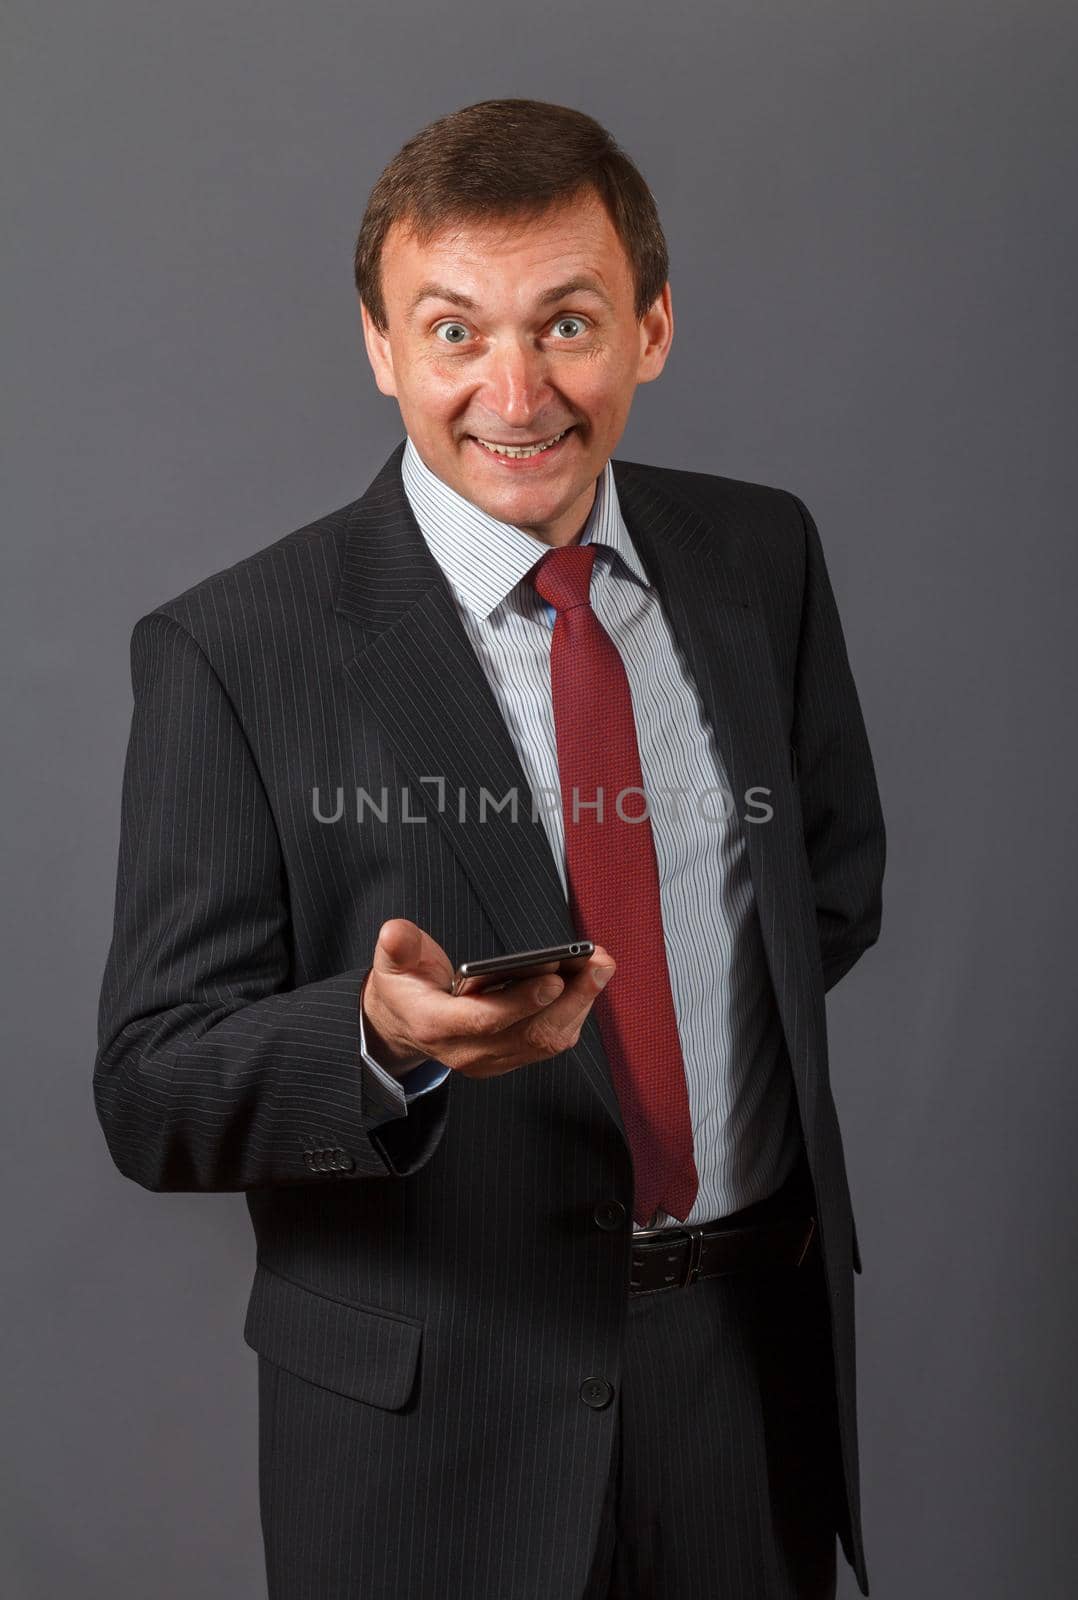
[581, 1184, 843, 1599]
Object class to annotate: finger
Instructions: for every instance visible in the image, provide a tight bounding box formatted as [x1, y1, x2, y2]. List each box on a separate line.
[372, 920, 455, 993]
[543, 947, 615, 1023]
[483, 951, 613, 1064]
[372, 918, 425, 975]
[421, 961, 589, 1043]
[404, 948, 615, 1051]
[486, 949, 615, 1051]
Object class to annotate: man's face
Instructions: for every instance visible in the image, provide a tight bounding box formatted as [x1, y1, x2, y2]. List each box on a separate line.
[360, 189, 673, 546]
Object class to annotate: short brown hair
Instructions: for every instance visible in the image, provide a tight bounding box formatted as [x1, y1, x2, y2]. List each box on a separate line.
[354, 98, 669, 334]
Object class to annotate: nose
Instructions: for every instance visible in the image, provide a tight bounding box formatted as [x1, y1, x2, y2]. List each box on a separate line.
[482, 337, 552, 428]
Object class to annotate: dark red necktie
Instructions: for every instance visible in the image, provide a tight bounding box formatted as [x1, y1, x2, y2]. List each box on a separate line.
[531, 544, 699, 1226]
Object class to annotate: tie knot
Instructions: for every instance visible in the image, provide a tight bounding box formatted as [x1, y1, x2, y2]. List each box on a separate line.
[530, 543, 597, 613]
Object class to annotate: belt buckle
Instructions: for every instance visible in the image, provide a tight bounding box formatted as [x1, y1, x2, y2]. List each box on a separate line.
[631, 1222, 706, 1292]
[680, 1225, 705, 1288]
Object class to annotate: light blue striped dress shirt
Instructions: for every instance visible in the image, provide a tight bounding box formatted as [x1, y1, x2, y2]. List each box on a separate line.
[358, 435, 803, 1230]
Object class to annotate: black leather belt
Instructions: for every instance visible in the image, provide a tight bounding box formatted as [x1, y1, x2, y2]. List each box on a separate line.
[629, 1212, 817, 1295]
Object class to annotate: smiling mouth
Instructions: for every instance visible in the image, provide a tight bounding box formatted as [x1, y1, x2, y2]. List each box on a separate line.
[468, 427, 574, 459]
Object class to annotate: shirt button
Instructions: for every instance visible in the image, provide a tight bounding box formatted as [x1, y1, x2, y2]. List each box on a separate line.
[580, 1377, 614, 1410]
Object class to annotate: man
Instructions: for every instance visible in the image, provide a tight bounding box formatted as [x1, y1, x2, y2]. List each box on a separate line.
[94, 97, 885, 1599]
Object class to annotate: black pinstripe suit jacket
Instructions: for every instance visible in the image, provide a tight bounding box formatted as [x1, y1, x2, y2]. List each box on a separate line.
[94, 440, 885, 1598]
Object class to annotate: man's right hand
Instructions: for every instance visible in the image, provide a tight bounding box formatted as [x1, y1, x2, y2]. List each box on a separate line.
[361, 918, 615, 1081]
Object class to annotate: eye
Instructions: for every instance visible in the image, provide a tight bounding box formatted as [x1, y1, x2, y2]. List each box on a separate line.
[433, 322, 471, 345]
[551, 315, 589, 340]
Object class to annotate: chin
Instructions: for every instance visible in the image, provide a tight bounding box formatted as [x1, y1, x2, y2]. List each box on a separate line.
[476, 487, 557, 517]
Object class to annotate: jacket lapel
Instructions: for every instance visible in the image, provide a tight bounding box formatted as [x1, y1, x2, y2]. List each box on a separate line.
[333, 444, 630, 1129]
[333, 442, 817, 1137]
[611, 462, 820, 1113]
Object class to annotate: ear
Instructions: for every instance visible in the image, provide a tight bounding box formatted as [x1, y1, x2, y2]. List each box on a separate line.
[636, 281, 673, 385]
[360, 300, 399, 399]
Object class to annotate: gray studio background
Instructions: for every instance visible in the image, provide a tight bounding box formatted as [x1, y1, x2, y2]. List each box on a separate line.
[4, 2, 1075, 1595]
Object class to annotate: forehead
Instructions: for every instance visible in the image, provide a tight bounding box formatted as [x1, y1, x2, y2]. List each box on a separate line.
[382, 192, 632, 310]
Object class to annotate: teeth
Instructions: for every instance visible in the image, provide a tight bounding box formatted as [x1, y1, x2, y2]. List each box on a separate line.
[475, 429, 567, 458]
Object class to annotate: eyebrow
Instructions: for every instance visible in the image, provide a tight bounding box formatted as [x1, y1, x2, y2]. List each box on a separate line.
[407, 275, 614, 320]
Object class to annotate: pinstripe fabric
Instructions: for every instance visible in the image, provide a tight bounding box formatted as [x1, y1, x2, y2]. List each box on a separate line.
[581, 1236, 840, 1598]
[93, 439, 884, 1598]
[360, 437, 805, 1236]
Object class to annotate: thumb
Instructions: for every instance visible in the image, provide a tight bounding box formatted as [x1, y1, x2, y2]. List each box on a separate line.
[372, 918, 424, 976]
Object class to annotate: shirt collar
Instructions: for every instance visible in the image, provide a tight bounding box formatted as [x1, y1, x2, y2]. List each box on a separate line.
[400, 434, 651, 621]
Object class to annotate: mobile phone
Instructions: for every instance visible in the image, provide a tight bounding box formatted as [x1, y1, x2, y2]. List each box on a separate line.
[451, 940, 595, 997]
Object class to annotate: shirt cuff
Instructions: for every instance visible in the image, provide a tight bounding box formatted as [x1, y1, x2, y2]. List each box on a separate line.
[358, 968, 452, 1123]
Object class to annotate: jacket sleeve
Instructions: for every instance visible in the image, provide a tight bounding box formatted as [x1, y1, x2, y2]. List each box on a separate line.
[93, 611, 451, 1192]
[787, 494, 887, 992]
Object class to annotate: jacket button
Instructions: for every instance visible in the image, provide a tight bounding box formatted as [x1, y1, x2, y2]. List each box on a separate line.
[593, 1200, 626, 1231]
[580, 1377, 614, 1410]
